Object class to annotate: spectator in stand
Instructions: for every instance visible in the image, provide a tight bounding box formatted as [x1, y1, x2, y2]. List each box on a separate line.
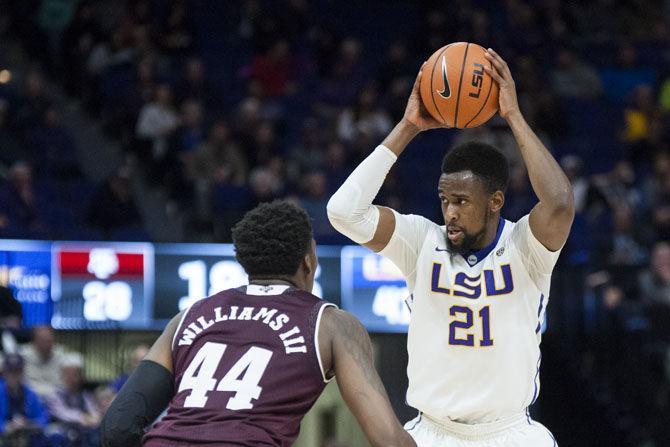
[412, 10, 456, 59]
[660, 73, 670, 113]
[595, 205, 649, 269]
[590, 159, 644, 217]
[287, 118, 325, 181]
[464, 9, 492, 47]
[175, 57, 218, 108]
[298, 171, 333, 241]
[516, 55, 568, 140]
[0, 354, 50, 445]
[503, 165, 535, 222]
[0, 286, 31, 351]
[86, 26, 135, 80]
[133, 25, 162, 67]
[248, 166, 281, 207]
[47, 353, 101, 447]
[550, 47, 603, 99]
[620, 85, 658, 163]
[60, 1, 103, 98]
[376, 41, 413, 91]
[158, 0, 194, 57]
[211, 171, 252, 242]
[26, 103, 82, 180]
[504, 0, 544, 54]
[86, 165, 142, 238]
[165, 99, 205, 210]
[0, 99, 25, 168]
[0, 162, 48, 238]
[0, 286, 22, 331]
[275, 0, 312, 42]
[639, 242, 670, 307]
[15, 70, 51, 137]
[336, 83, 392, 144]
[192, 119, 247, 222]
[561, 155, 590, 213]
[171, 99, 205, 156]
[594, 282, 649, 385]
[381, 76, 413, 123]
[116, 56, 161, 144]
[552, 154, 592, 337]
[651, 169, 670, 240]
[642, 151, 670, 213]
[249, 120, 280, 166]
[314, 38, 366, 117]
[110, 344, 149, 392]
[93, 385, 115, 418]
[19, 325, 67, 399]
[134, 58, 160, 107]
[248, 39, 297, 97]
[135, 84, 180, 181]
[600, 43, 657, 103]
[324, 140, 350, 194]
[309, 25, 340, 78]
[233, 97, 266, 152]
[85, 25, 136, 116]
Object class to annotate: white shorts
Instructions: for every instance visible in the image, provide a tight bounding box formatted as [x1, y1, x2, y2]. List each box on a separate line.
[404, 411, 557, 447]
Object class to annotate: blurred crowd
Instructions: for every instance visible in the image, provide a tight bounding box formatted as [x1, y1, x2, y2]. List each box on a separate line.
[1, 0, 670, 445]
[0, 286, 147, 447]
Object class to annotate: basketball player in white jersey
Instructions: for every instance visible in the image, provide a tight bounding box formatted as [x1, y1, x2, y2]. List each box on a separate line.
[327, 48, 574, 446]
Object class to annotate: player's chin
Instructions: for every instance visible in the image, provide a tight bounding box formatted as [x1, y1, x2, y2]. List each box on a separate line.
[446, 238, 464, 252]
[447, 230, 464, 245]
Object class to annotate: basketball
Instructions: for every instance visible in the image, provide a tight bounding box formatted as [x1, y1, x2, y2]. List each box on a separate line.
[419, 42, 499, 129]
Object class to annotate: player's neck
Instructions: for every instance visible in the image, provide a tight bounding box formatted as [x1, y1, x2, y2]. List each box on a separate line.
[473, 214, 502, 251]
[249, 276, 300, 289]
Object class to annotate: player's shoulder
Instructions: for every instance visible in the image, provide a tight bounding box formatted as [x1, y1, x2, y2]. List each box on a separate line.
[320, 307, 367, 341]
[395, 211, 442, 231]
[500, 215, 529, 245]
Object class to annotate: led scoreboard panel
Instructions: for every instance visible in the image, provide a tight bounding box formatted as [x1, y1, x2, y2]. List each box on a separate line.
[340, 246, 410, 333]
[0, 239, 409, 332]
[51, 242, 154, 329]
[0, 240, 52, 327]
[152, 244, 342, 328]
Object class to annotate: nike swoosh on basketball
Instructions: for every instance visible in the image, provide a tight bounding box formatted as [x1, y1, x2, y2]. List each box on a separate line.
[437, 56, 451, 99]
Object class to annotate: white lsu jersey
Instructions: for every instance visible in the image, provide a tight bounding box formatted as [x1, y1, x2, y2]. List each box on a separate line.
[379, 211, 561, 424]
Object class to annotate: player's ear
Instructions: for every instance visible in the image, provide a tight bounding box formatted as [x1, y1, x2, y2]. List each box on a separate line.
[302, 253, 313, 276]
[302, 239, 317, 276]
[490, 190, 504, 213]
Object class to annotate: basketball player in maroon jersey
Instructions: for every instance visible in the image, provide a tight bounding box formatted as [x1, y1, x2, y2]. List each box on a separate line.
[101, 200, 416, 447]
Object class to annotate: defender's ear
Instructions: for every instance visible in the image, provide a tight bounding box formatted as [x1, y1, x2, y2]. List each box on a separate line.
[302, 252, 313, 276]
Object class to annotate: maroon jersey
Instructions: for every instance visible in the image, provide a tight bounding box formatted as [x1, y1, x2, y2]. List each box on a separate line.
[144, 284, 335, 447]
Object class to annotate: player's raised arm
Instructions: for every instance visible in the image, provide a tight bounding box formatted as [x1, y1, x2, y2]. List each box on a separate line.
[327, 64, 448, 253]
[484, 49, 575, 251]
[101, 311, 183, 447]
[319, 308, 416, 447]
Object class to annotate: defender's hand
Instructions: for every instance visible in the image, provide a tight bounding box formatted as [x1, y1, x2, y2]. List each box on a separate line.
[484, 49, 520, 120]
[402, 63, 450, 132]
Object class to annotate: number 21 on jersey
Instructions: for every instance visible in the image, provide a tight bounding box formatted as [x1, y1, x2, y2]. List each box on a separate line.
[449, 305, 493, 347]
[178, 342, 273, 409]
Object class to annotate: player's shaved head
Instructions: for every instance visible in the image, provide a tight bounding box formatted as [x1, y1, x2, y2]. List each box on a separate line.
[232, 200, 313, 277]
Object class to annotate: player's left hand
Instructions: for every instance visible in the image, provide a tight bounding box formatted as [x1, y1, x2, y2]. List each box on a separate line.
[483, 48, 520, 120]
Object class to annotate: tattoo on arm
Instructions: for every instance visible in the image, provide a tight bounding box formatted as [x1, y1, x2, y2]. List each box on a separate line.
[331, 310, 387, 396]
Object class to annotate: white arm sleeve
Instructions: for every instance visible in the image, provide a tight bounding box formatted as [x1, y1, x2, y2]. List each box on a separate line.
[509, 215, 562, 291]
[326, 145, 397, 243]
[378, 210, 435, 290]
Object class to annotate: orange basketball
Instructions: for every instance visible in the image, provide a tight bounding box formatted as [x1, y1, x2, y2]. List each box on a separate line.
[419, 42, 499, 129]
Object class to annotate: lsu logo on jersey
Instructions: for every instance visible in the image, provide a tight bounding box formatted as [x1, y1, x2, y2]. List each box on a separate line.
[430, 263, 514, 298]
